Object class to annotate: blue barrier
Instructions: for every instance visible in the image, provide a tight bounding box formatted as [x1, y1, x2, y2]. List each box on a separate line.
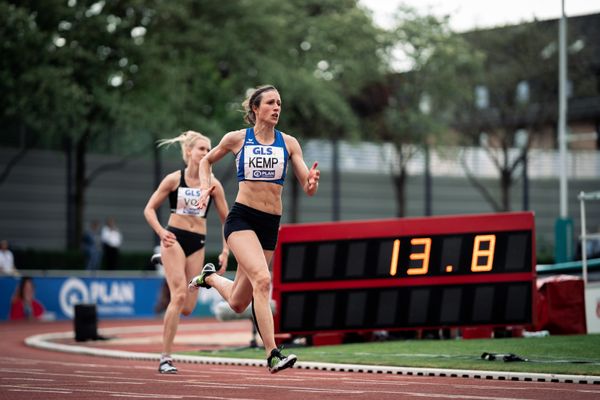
[1, 275, 176, 321]
[536, 258, 600, 274]
[0, 277, 18, 320]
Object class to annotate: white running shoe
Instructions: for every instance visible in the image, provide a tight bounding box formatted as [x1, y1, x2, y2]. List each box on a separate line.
[158, 359, 177, 374]
[267, 348, 297, 374]
[188, 263, 216, 290]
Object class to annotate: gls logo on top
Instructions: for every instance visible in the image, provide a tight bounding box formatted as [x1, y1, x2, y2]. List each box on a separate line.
[59, 278, 135, 318]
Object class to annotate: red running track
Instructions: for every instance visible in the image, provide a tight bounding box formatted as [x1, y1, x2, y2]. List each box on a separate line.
[1, 319, 599, 400]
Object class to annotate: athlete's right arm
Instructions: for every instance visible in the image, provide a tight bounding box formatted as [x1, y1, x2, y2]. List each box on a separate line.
[143, 173, 177, 248]
[198, 130, 243, 208]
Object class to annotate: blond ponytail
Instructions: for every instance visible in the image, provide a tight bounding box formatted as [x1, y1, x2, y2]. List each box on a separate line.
[157, 130, 211, 165]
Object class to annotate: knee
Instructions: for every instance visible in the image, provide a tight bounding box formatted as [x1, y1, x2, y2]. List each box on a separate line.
[169, 291, 186, 309]
[180, 296, 197, 316]
[230, 301, 250, 314]
[180, 307, 193, 316]
[253, 274, 271, 296]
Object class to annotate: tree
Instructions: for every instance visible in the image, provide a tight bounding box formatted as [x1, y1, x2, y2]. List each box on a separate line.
[454, 18, 594, 211]
[137, 0, 389, 221]
[0, 2, 87, 182]
[1, 0, 161, 247]
[362, 6, 483, 217]
[1, 0, 390, 249]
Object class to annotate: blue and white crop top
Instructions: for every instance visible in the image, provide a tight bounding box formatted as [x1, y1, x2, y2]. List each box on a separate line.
[168, 169, 212, 218]
[235, 128, 289, 185]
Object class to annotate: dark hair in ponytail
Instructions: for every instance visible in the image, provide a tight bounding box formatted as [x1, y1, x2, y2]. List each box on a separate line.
[242, 85, 278, 125]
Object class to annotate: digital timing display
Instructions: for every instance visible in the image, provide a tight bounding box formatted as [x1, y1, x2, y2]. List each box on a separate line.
[281, 231, 530, 282]
[272, 212, 536, 335]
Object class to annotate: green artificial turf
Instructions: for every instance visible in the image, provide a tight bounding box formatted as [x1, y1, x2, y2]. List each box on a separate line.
[185, 334, 600, 376]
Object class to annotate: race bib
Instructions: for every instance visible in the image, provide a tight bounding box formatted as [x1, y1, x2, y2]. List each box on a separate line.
[175, 187, 205, 217]
[243, 145, 285, 181]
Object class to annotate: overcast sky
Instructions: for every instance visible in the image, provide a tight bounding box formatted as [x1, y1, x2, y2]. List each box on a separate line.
[359, 0, 600, 31]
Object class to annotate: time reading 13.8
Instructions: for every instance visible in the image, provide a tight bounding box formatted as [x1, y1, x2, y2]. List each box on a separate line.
[280, 231, 529, 283]
[389, 234, 496, 276]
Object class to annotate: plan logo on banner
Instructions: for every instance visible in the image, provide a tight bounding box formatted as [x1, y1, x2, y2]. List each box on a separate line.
[59, 278, 135, 318]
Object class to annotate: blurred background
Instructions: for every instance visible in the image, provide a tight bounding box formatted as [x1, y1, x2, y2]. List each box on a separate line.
[1, 0, 599, 271]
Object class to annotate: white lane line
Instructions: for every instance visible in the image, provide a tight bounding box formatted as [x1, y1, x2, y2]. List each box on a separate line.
[184, 385, 250, 391]
[0, 368, 52, 375]
[1, 377, 54, 382]
[2, 383, 258, 400]
[345, 377, 600, 395]
[186, 382, 365, 395]
[276, 374, 600, 397]
[452, 384, 541, 390]
[7, 388, 72, 394]
[244, 377, 308, 382]
[74, 370, 125, 374]
[376, 391, 535, 399]
[0, 367, 45, 372]
[109, 395, 181, 399]
[0, 368, 232, 387]
[290, 389, 342, 393]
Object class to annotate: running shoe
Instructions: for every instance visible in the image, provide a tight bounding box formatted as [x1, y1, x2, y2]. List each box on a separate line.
[158, 359, 177, 374]
[188, 263, 216, 290]
[267, 348, 297, 374]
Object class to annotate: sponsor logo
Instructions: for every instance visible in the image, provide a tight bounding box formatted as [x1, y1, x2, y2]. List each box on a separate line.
[59, 278, 135, 319]
[184, 188, 201, 196]
[252, 147, 273, 155]
[252, 170, 276, 179]
[59, 278, 89, 318]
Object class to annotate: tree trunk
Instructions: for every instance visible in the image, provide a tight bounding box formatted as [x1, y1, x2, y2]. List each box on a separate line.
[424, 144, 432, 216]
[64, 136, 76, 249]
[0, 124, 35, 186]
[392, 167, 407, 218]
[500, 169, 511, 212]
[331, 135, 340, 221]
[73, 131, 90, 250]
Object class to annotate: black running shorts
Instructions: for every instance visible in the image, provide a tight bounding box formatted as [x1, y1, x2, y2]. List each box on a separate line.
[224, 202, 281, 250]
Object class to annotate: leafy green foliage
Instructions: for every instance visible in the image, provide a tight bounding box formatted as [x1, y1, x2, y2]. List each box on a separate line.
[360, 5, 484, 216]
[452, 19, 596, 211]
[0, 2, 86, 146]
[1, 0, 389, 146]
[0, 0, 390, 247]
[378, 6, 484, 146]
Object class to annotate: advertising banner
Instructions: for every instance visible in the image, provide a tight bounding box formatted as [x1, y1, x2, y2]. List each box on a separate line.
[1, 276, 165, 321]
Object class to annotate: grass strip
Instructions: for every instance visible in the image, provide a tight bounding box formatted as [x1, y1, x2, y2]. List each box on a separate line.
[183, 334, 600, 376]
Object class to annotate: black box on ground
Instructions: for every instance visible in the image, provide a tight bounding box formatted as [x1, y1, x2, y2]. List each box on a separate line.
[74, 303, 98, 342]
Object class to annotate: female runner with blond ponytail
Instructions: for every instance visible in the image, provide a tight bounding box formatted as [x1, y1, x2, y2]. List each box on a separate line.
[144, 131, 230, 374]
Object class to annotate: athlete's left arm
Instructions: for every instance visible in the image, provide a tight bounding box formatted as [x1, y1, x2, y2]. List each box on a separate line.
[286, 134, 320, 196]
[211, 176, 230, 273]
